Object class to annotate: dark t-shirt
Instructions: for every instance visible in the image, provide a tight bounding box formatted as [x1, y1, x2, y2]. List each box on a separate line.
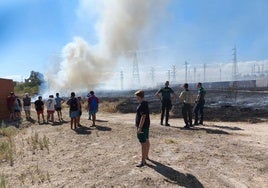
[34, 100, 44, 111]
[136, 101, 150, 128]
[157, 87, 174, 101]
[23, 97, 31, 106]
[67, 97, 78, 111]
[198, 87, 206, 102]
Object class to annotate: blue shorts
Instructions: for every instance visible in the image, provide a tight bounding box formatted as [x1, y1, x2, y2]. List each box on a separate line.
[69, 110, 79, 118]
[89, 109, 98, 115]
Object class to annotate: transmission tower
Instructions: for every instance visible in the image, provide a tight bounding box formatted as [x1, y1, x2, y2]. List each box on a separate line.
[132, 52, 140, 84]
[171, 65, 176, 83]
[120, 71, 124, 90]
[184, 61, 188, 83]
[151, 67, 155, 86]
[194, 67, 196, 82]
[203, 63, 206, 82]
[167, 70, 171, 82]
[232, 46, 238, 81]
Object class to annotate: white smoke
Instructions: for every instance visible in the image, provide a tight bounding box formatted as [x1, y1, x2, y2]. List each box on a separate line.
[46, 0, 169, 93]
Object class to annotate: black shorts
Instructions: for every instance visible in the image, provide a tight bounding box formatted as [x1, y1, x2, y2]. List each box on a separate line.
[137, 127, 149, 143]
[56, 107, 62, 111]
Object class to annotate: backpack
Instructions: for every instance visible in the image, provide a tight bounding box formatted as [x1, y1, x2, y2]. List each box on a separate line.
[70, 98, 78, 111]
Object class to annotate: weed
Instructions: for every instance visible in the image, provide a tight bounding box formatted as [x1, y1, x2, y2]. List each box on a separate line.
[31, 132, 38, 155]
[0, 123, 17, 138]
[164, 139, 177, 144]
[0, 173, 7, 188]
[28, 133, 50, 154]
[43, 135, 50, 153]
[100, 101, 118, 113]
[21, 164, 51, 185]
[0, 138, 15, 166]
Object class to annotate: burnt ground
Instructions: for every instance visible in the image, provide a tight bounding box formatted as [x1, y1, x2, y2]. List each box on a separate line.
[100, 89, 268, 123]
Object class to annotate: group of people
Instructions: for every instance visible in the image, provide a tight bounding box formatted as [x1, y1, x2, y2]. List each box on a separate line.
[135, 81, 206, 167]
[66, 91, 99, 129]
[155, 81, 206, 128]
[6, 91, 99, 129]
[6, 81, 205, 168]
[6, 92, 31, 121]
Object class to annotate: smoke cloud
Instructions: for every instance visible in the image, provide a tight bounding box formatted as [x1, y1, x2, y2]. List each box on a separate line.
[47, 0, 169, 93]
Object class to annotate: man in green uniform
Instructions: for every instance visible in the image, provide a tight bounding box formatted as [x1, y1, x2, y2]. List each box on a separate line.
[194, 82, 206, 125]
[155, 81, 176, 126]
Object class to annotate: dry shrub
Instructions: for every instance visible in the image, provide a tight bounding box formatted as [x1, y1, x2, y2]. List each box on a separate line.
[99, 101, 119, 113]
[0, 123, 16, 166]
[0, 173, 7, 188]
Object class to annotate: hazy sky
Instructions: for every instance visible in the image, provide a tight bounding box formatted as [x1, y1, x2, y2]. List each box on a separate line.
[1, 0, 268, 86]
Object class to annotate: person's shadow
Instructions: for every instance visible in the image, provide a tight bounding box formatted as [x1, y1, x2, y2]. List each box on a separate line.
[147, 159, 204, 188]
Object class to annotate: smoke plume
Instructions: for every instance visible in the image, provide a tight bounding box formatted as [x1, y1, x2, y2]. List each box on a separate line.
[47, 0, 169, 92]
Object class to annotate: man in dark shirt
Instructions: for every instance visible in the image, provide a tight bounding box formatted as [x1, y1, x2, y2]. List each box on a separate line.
[155, 81, 176, 126]
[135, 90, 150, 167]
[7, 92, 16, 120]
[194, 82, 206, 125]
[34, 96, 45, 124]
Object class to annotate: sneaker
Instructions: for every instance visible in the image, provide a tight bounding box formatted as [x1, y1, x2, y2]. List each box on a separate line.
[184, 125, 190, 129]
[136, 162, 146, 167]
[165, 124, 170, 126]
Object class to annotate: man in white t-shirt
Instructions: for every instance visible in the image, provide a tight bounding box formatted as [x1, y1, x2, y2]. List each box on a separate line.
[46, 95, 57, 124]
[179, 83, 195, 128]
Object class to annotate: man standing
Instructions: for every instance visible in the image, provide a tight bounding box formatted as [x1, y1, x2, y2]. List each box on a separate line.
[46, 95, 56, 124]
[23, 93, 31, 120]
[135, 90, 150, 167]
[67, 92, 79, 129]
[7, 92, 16, 121]
[194, 82, 206, 125]
[179, 83, 194, 128]
[55, 93, 65, 122]
[87, 91, 99, 127]
[34, 96, 45, 124]
[155, 81, 176, 126]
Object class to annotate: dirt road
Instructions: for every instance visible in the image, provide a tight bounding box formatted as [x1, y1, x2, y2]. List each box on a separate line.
[1, 110, 268, 187]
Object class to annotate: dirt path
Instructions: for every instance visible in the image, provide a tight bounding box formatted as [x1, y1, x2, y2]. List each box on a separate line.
[1, 110, 268, 187]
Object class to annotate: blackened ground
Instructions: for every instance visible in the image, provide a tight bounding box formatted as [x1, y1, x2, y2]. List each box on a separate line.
[101, 89, 268, 123]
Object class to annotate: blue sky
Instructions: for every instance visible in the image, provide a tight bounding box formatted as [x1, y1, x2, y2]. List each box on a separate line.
[1, 0, 268, 83]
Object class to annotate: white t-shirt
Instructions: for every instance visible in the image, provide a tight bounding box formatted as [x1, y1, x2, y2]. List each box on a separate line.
[46, 98, 56, 111]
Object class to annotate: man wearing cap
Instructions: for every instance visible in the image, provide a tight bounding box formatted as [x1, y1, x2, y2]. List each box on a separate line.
[194, 82, 206, 125]
[23, 93, 32, 120]
[155, 81, 176, 126]
[135, 90, 150, 167]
